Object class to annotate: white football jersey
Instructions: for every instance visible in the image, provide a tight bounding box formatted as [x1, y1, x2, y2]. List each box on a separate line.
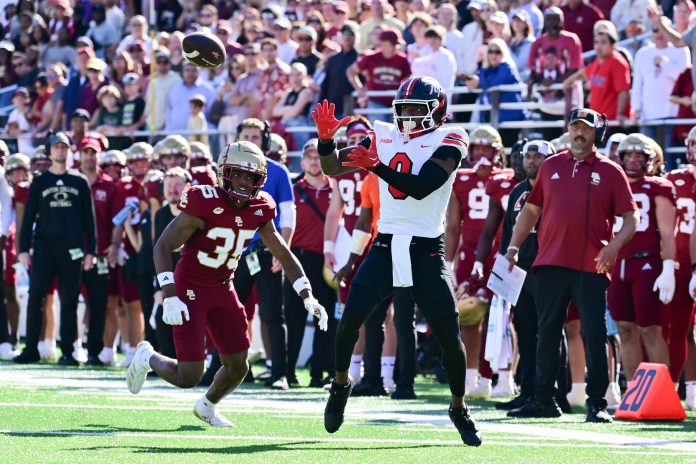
[372, 121, 469, 237]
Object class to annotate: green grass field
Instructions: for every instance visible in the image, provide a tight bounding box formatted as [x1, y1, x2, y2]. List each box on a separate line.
[1, 361, 695, 464]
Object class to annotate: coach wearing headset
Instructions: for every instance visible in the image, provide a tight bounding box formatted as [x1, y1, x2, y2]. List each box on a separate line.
[504, 109, 639, 423]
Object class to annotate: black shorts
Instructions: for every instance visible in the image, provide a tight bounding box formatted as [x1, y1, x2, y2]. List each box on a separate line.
[347, 233, 457, 321]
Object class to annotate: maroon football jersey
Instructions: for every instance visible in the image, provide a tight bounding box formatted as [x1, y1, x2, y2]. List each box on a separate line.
[145, 172, 163, 204]
[13, 181, 29, 207]
[614, 176, 676, 260]
[485, 169, 517, 211]
[452, 168, 496, 246]
[666, 168, 696, 252]
[176, 185, 276, 286]
[332, 170, 366, 234]
[115, 176, 148, 256]
[91, 172, 119, 255]
[190, 165, 217, 186]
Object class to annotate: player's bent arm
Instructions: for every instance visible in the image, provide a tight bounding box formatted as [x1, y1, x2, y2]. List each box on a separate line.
[372, 147, 461, 200]
[444, 192, 462, 263]
[153, 212, 204, 298]
[259, 220, 312, 298]
[655, 196, 677, 261]
[475, 198, 504, 263]
[610, 210, 640, 249]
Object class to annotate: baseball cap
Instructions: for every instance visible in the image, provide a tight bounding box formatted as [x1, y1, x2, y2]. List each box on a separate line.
[71, 108, 91, 121]
[123, 72, 140, 85]
[379, 28, 403, 45]
[86, 57, 106, 71]
[468, 0, 482, 10]
[522, 140, 556, 157]
[0, 40, 15, 53]
[296, 26, 317, 42]
[302, 138, 319, 155]
[568, 108, 604, 129]
[76, 36, 94, 49]
[341, 21, 359, 37]
[189, 93, 207, 105]
[155, 48, 171, 61]
[129, 40, 146, 52]
[273, 16, 292, 30]
[13, 87, 29, 98]
[78, 137, 102, 152]
[335, 1, 349, 13]
[488, 11, 508, 24]
[50, 132, 72, 147]
[346, 122, 370, 138]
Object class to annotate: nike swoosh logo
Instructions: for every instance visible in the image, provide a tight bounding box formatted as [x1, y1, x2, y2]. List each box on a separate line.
[421, 144, 431, 148]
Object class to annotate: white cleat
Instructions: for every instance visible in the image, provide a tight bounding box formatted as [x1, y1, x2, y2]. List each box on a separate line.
[194, 397, 234, 427]
[98, 348, 117, 366]
[491, 378, 516, 398]
[0, 342, 18, 360]
[73, 341, 88, 364]
[119, 351, 134, 368]
[686, 383, 696, 411]
[605, 382, 622, 410]
[126, 341, 153, 394]
[468, 378, 492, 399]
[566, 383, 587, 407]
[42, 340, 57, 362]
[271, 377, 289, 391]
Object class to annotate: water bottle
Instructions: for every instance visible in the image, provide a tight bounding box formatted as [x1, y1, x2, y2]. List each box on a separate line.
[112, 199, 138, 226]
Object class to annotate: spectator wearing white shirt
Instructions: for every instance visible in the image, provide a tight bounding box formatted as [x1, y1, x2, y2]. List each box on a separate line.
[411, 26, 457, 93]
[509, 10, 536, 80]
[437, 4, 466, 76]
[164, 62, 215, 131]
[85, 4, 119, 60]
[273, 17, 298, 65]
[104, 0, 125, 36]
[5, 87, 33, 155]
[509, 0, 544, 37]
[116, 15, 152, 56]
[631, 17, 690, 142]
[461, 1, 486, 76]
[406, 13, 433, 63]
[611, 0, 658, 36]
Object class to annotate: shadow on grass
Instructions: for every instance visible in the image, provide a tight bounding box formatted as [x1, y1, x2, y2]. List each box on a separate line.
[1, 423, 208, 438]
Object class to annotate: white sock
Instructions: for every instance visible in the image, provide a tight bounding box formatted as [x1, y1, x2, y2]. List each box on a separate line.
[686, 381, 696, 394]
[498, 370, 511, 385]
[100, 347, 114, 359]
[466, 368, 479, 384]
[266, 360, 272, 368]
[199, 396, 216, 412]
[478, 377, 492, 388]
[38, 340, 45, 358]
[121, 343, 130, 354]
[128, 346, 137, 356]
[349, 355, 363, 383]
[570, 382, 586, 392]
[381, 356, 396, 389]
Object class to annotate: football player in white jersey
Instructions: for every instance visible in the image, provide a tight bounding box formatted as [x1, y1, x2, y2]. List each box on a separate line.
[312, 76, 481, 447]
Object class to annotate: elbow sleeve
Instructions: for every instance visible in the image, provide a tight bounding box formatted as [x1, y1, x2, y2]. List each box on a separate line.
[279, 201, 296, 231]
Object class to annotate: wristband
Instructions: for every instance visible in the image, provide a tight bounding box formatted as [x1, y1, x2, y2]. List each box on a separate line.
[293, 276, 312, 295]
[351, 230, 371, 256]
[157, 272, 174, 286]
[507, 246, 519, 253]
[317, 139, 336, 157]
[323, 240, 335, 254]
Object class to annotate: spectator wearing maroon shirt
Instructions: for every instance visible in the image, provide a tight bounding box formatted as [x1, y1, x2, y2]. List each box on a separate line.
[284, 139, 337, 388]
[347, 28, 411, 124]
[561, 0, 605, 53]
[78, 136, 119, 365]
[504, 109, 639, 423]
[528, 8, 583, 80]
[563, 29, 632, 126]
[670, 66, 696, 162]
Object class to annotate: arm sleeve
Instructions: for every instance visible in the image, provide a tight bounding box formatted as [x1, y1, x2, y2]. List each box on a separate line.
[278, 200, 296, 230]
[0, 172, 13, 236]
[81, 180, 97, 254]
[19, 180, 38, 253]
[372, 145, 462, 200]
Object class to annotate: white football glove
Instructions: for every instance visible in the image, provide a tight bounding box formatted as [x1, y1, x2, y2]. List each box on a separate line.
[471, 260, 484, 279]
[652, 259, 676, 305]
[162, 296, 190, 326]
[689, 272, 696, 300]
[304, 297, 328, 332]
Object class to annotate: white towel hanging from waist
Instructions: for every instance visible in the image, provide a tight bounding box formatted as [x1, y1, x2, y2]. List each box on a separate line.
[391, 234, 413, 287]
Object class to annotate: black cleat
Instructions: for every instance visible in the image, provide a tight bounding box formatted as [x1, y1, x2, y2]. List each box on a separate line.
[57, 354, 80, 366]
[256, 369, 273, 383]
[508, 399, 562, 418]
[449, 404, 482, 447]
[351, 380, 388, 397]
[495, 394, 531, 411]
[324, 378, 353, 433]
[556, 395, 573, 414]
[586, 405, 613, 423]
[308, 377, 330, 388]
[288, 374, 300, 386]
[13, 348, 40, 364]
[85, 356, 105, 367]
[391, 385, 417, 400]
[243, 365, 255, 383]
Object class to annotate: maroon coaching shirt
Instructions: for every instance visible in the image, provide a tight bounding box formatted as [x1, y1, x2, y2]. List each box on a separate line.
[527, 150, 637, 273]
[292, 178, 333, 254]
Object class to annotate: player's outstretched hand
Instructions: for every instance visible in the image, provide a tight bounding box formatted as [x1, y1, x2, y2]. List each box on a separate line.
[312, 99, 351, 141]
[162, 296, 190, 326]
[304, 297, 328, 331]
[343, 131, 379, 170]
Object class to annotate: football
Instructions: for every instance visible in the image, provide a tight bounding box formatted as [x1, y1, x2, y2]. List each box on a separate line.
[182, 31, 226, 68]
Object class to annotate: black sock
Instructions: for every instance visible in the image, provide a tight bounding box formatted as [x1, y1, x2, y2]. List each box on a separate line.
[430, 315, 467, 398]
[334, 315, 364, 373]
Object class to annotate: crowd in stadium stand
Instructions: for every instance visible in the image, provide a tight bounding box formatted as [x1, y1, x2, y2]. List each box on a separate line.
[0, 0, 695, 414]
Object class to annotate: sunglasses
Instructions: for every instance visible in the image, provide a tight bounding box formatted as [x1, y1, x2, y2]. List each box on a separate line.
[230, 65, 242, 70]
[156, 59, 169, 64]
[307, 18, 321, 24]
[129, 48, 144, 53]
[201, 12, 214, 18]
[261, 13, 276, 20]
[243, 50, 258, 56]
[217, 29, 230, 35]
[652, 27, 660, 32]
[261, 48, 275, 53]
[298, 36, 313, 42]
[488, 49, 501, 55]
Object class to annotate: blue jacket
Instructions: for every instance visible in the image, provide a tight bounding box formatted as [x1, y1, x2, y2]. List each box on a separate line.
[475, 62, 525, 123]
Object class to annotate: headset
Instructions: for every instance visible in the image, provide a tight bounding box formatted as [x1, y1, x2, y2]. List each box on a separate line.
[568, 109, 608, 146]
[236, 119, 271, 153]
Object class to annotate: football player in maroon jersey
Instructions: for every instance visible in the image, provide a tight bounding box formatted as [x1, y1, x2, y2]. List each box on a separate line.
[608, 134, 676, 384]
[126, 142, 328, 427]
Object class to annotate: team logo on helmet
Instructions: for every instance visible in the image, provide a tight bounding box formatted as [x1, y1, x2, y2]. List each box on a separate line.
[392, 76, 447, 138]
